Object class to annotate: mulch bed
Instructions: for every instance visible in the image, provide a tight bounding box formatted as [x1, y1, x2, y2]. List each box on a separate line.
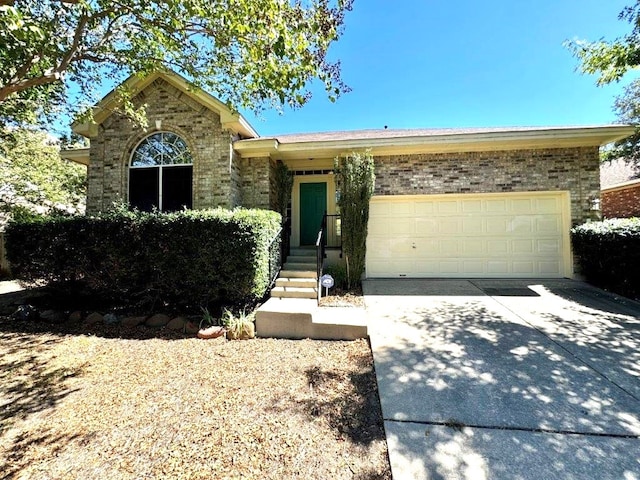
[0, 315, 391, 480]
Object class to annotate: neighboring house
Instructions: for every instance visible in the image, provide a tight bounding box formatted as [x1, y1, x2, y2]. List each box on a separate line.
[600, 158, 640, 218]
[64, 70, 634, 280]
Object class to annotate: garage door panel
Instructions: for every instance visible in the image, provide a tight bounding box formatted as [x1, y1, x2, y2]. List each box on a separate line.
[462, 199, 482, 213]
[415, 201, 435, 215]
[513, 261, 535, 275]
[537, 239, 561, 254]
[367, 192, 570, 278]
[438, 201, 459, 214]
[388, 219, 415, 235]
[462, 217, 483, 234]
[539, 261, 561, 276]
[439, 239, 461, 255]
[536, 216, 561, 234]
[463, 239, 485, 255]
[486, 199, 508, 213]
[536, 197, 560, 213]
[415, 218, 439, 234]
[486, 218, 508, 234]
[487, 260, 510, 275]
[388, 202, 414, 215]
[512, 198, 533, 213]
[513, 239, 534, 254]
[438, 219, 460, 234]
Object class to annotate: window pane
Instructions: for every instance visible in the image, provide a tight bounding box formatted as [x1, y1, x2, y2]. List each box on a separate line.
[129, 168, 159, 211]
[132, 133, 164, 166]
[162, 165, 193, 212]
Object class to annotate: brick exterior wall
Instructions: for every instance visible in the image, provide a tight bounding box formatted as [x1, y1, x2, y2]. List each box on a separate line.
[602, 183, 640, 218]
[374, 146, 601, 226]
[240, 157, 277, 209]
[86, 78, 249, 213]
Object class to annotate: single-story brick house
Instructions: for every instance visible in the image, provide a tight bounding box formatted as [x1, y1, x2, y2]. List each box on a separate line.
[65, 70, 634, 279]
[600, 158, 640, 219]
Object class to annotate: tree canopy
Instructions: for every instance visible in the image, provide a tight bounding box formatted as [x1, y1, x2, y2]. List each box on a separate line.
[0, 127, 86, 225]
[0, 0, 353, 128]
[602, 79, 640, 163]
[567, 2, 640, 85]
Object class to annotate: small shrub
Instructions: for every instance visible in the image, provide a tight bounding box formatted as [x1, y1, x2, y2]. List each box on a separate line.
[571, 217, 640, 298]
[222, 308, 256, 340]
[323, 262, 349, 291]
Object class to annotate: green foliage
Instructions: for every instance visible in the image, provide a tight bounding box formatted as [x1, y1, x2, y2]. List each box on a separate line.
[275, 162, 293, 220]
[323, 262, 348, 290]
[0, 0, 353, 128]
[334, 151, 375, 289]
[571, 218, 640, 298]
[5, 207, 282, 310]
[200, 307, 219, 328]
[599, 79, 640, 164]
[0, 127, 86, 223]
[566, 2, 640, 85]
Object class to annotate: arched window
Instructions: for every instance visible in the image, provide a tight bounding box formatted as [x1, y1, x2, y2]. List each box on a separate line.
[129, 132, 193, 212]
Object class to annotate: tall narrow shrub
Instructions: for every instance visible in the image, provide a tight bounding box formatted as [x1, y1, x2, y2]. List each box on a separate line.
[334, 151, 375, 289]
[275, 161, 293, 221]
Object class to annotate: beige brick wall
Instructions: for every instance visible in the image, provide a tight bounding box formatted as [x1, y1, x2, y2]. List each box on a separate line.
[374, 147, 601, 225]
[240, 157, 276, 209]
[86, 78, 243, 213]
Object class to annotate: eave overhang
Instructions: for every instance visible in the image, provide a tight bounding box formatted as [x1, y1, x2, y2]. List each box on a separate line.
[234, 125, 636, 160]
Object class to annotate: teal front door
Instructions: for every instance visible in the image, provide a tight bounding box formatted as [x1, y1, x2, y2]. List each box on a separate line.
[300, 182, 327, 245]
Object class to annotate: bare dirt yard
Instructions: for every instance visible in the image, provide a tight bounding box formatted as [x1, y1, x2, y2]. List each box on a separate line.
[0, 299, 390, 479]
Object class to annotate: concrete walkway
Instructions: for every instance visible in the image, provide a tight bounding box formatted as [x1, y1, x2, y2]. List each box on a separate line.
[364, 279, 640, 479]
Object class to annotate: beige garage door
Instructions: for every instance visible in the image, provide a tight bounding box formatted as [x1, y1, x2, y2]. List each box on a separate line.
[366, 191, 571, 278]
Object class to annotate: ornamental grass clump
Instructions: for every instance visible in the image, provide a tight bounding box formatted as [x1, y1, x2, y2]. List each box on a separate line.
[222, 308, 256, 340]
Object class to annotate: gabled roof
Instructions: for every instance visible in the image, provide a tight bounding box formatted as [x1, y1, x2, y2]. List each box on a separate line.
[234, 125, 636, 159]
[72, 70, 258, 139]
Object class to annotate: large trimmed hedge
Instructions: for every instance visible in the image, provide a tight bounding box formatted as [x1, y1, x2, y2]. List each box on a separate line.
[5, 207, 282, 309]
[571, 218, 640, 298]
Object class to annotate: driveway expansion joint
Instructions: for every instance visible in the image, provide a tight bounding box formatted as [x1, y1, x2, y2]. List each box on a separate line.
[384, 418, 640, 439]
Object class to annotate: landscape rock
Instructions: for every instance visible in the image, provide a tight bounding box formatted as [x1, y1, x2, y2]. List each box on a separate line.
[167, 317, 187, 331]
[103, 313, 120, 325]
[68, 310, 83, 323]
[197, 326, 225, 339]
[145, 313, 170, 328]
[122, 316, 147, 327]
[85, 312, 103, 325]
[40, 309, 65, 323]
[11, 304, 39, 321]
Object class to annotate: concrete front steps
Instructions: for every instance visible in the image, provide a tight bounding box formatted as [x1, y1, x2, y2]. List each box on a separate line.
[270, 247, 317, 300]
[257, 246, 368, 340]
[256, 298, 368, 340]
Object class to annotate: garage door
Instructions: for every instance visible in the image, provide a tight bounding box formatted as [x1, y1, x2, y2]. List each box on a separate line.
[366, 191, 571, 278]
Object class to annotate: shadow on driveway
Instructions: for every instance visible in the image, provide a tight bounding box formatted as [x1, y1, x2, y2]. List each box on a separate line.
[364, 278, 640, 479]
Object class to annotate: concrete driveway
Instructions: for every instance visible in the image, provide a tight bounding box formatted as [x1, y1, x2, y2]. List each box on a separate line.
[363, 279, 640, 480]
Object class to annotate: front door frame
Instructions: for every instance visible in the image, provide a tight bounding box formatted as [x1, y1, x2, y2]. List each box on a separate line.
[291, 174, 337, 248]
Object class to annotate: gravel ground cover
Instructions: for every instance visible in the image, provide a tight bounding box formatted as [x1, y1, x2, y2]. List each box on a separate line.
[0, 313, 390, 480]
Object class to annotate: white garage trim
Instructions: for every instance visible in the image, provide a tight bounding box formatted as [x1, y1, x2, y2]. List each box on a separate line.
[366, 191, 572, 278]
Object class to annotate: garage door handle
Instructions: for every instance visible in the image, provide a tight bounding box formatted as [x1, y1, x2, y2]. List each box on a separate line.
[412, 243, 416, 249]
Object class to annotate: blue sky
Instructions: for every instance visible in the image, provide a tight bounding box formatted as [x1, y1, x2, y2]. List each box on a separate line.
[242, 0, 639, 136]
